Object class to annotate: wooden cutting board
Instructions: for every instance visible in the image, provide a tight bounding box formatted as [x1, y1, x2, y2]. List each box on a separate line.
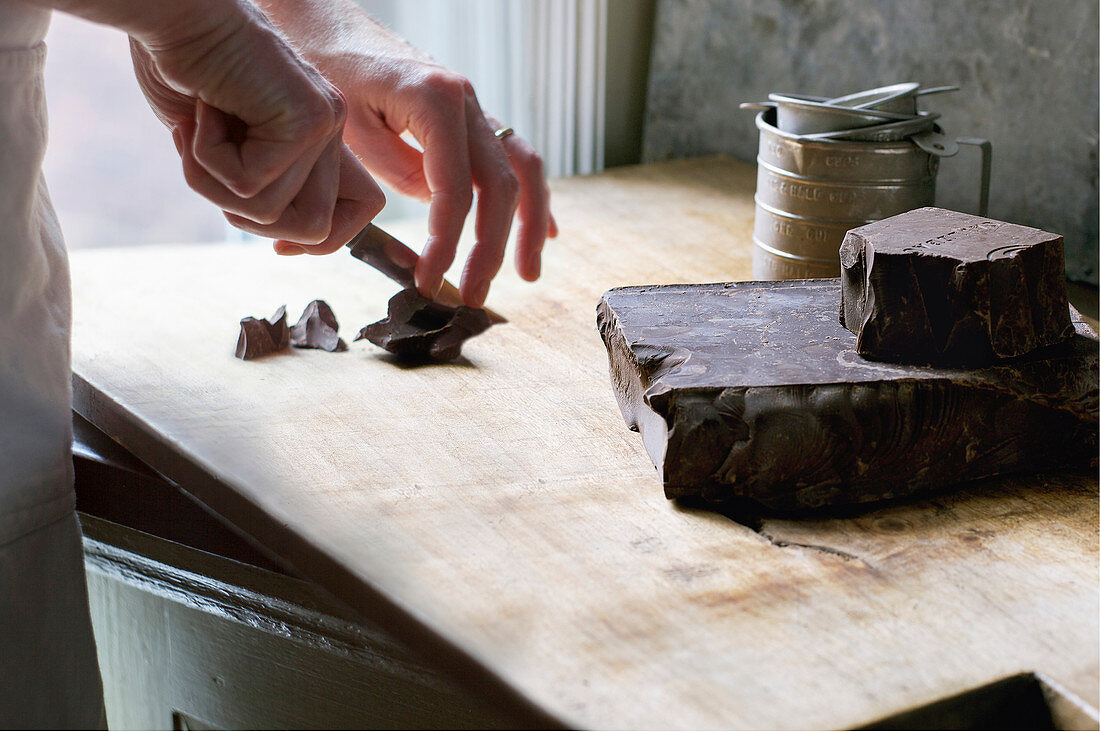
[69, 157, 1099, 729]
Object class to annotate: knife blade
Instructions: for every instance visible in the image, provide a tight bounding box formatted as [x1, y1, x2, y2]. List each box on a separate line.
[346, 224, 505, 323]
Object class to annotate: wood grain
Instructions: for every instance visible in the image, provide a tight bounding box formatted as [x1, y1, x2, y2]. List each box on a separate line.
[70, 157, 1099, 729]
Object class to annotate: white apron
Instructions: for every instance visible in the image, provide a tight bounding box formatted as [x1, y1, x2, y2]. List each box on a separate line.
[0, 4, 106, 727]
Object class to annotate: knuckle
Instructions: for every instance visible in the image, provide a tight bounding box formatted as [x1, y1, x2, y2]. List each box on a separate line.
[391, 167, 426, 197]
[419, 68, 472, 106]
[295, 92, 342, 143]
[489, 172, 521, 207]
[180, 160, 203, 190]
[302, 104, 333, 139]
[327, 87, 347, 130]
[224, 212, 261, 238]
[365, 187, 387, 219]
[243, 203, 282, 226]
[231, 175, 266, 199]
[298, 211, 333, 245]
[436, 186, 473, 213]
[523, 150, 545, 177]
[194, 155, 261, 198]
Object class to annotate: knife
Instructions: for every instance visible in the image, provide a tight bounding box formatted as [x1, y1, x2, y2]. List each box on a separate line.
[346, 224, 505, 323]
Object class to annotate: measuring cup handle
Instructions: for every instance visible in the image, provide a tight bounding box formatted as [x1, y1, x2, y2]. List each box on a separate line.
[956, 137, 992, 216]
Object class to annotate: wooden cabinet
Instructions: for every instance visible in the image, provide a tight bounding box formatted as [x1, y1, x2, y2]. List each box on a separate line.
[76, 420, 515, 729]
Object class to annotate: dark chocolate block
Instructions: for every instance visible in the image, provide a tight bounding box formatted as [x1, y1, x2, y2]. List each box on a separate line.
[235, 305, 289, 360]
[839, 207, 1075, 365]
[290, 299, 347, 352]
[356, 288, 491, 362]
[597, 279, 1098, 512]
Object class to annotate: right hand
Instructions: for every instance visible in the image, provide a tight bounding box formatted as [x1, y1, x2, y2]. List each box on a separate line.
[246, 0, 558, 308]
[127, 0, 385, 254]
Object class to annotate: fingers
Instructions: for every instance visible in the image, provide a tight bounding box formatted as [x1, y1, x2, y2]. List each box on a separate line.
[407, 71, 475, 300]
[342, 121, 431, 202]
[339, 65, 556, 301]
[272, 143, 386, 256]
[458, 100, 518, 307]
[179, 117, 341, 245]
[500, 133, 553, 282]
[136, 4, 383, 259]
[208, 133, 384, 251]
[188, 50, 348, 199]
[191, 95, 340, 207]
[129, 38, 193, 127]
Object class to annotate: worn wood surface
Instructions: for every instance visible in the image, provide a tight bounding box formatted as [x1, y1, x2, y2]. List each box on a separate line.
[69, 157, 1099, 730]
[597, 279, 1099, 510]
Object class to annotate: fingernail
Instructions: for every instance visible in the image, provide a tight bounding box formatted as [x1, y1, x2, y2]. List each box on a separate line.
[275, 243, 307, 256]
[471, 279, 491, 308]
[415, 273, 443, 300]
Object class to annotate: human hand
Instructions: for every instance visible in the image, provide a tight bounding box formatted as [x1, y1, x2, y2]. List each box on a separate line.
[342, 65, 559, 307]
[255, 0, 557, 308]
[125, 0, 385, 254]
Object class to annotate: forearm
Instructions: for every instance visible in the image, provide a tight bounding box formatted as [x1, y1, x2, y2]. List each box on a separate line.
[252, 0, 431, 76]
[16, 0, 242, 49]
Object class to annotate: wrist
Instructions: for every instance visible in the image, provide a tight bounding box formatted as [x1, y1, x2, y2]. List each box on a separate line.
[253, 0, 430, 78]
[38, 0, 244, 49]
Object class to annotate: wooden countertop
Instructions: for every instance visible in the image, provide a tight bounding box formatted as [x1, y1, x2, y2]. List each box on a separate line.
[70, 156, 1099, 729]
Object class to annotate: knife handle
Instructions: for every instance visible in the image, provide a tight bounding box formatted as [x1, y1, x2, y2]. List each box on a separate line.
[347, 223, 507, 323]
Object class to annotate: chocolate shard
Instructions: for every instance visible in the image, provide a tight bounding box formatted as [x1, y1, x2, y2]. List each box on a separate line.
[268, 305, 290, 351]
[356, 288, 492, 362]
[290, 299, 347, 352]
[235, 305, 289, 360]
[598, 280, 1098, 512]
[840, 207, 1075, 366]
[235, 318, 276, 360]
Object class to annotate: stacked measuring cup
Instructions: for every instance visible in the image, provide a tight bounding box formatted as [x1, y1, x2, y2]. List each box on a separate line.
[741, 82, 991, 280]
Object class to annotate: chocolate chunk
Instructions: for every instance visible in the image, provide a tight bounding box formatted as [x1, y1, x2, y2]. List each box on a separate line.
[268, 305, 289, 350]
[356, 288, 492, 362]
[290, 299, 347, 352]
[235, 305, 289, 360]
[840, 207, 1075, 365]
[598, 280, 1098, 512]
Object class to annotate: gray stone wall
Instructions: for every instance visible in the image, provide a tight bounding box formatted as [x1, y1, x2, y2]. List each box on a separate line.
[642, 0, 1098, 283]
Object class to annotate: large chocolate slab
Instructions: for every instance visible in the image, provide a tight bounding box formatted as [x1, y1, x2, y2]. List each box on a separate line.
[598, 279, 1098, 511]
[840, 207, 1075, 365]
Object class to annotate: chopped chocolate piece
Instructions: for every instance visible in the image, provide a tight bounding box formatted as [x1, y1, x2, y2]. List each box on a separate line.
[840, 207, 1075, 365]
[268, 305, 289, 350]
[356, 288, 492, 362]
[290, 299, 347, 352]
[235, 305, 289, 360]
[597, 280, 1098, 512]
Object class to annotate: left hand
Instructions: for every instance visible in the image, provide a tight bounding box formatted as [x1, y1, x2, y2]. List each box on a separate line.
[340, 58, 558, 307]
